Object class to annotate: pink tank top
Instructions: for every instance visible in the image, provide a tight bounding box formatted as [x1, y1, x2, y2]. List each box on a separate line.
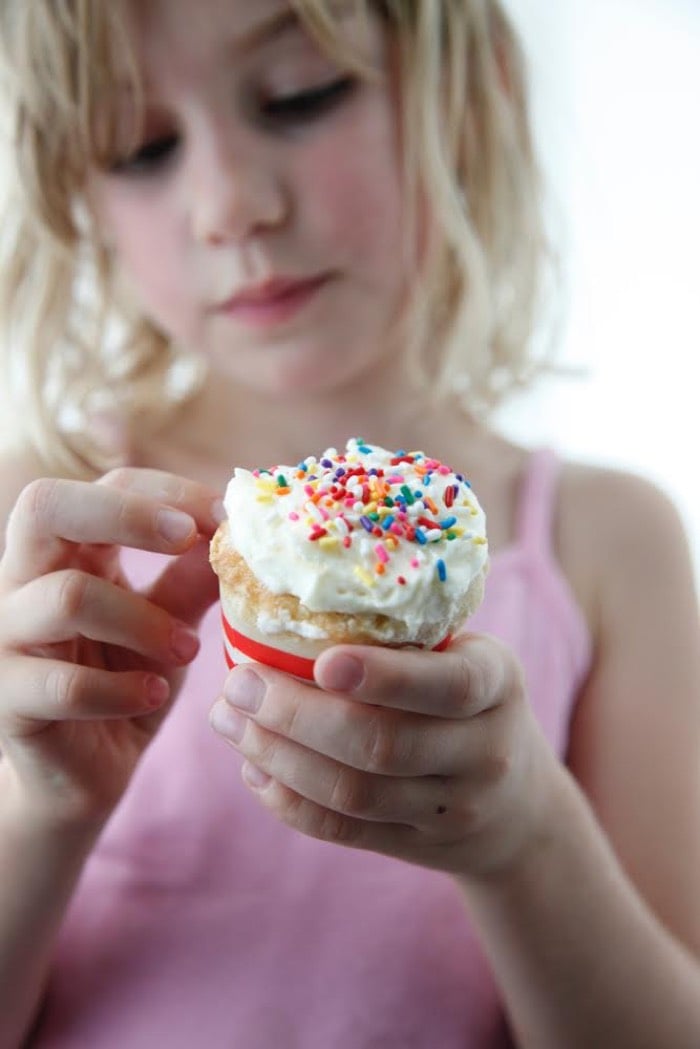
[28, 450, 591, 1048]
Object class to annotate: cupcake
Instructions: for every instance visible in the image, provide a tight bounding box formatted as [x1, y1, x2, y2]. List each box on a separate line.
[209, 438, 488, 680]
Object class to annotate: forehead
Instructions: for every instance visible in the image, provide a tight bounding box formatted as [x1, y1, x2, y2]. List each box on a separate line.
[120, 0, 296, 76]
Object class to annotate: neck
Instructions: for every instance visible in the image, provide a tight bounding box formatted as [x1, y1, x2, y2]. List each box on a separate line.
[140, 360, 487, 487]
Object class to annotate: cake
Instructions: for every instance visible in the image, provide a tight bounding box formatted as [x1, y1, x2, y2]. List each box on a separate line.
[209, 438, 488, 680]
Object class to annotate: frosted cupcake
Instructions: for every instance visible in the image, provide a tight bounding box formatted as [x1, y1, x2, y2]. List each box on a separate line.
[209, 438, 488, 680]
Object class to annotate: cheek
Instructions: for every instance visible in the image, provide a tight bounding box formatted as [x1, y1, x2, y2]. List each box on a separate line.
[101, 196, 195, 336]
[298, 105, 406, 277]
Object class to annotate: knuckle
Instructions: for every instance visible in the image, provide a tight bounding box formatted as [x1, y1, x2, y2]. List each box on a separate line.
[328, 767, 373, 819]
[17, 477, 61, 524]
[54, 570, 91, 621]
[448, 656, 476, 715]
[317, 806, 358, 846]
[45, 663, 85, 714]
[99, 467, 132, 490]
[482, 746, 512, 786]
[364, 717, 402, 774]
[451, 793, 482, 833]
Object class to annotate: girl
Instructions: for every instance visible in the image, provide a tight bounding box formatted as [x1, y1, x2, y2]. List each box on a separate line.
[1, 1, 699, 1046]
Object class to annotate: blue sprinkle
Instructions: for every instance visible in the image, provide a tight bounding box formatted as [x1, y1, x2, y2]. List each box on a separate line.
[358, 445, 373, 454]
[368, 468, 378, 476]
[414, 490, 422, 499]
[440, 516, 458, 530]
[335, 468, 346, 477]
[437, 559, 447, 582]
[415, 529, 427, 546]
[297, 462, 308, 472]
[321, 458, 333, 468]
[423, 472, 432, 486]
[360, 516, 374, 533]
[382, 515, 395, 530]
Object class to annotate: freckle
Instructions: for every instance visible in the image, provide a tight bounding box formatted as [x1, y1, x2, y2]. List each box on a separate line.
[436, 805, 447, 816]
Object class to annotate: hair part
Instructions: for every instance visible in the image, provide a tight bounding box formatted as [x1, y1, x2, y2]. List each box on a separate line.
[0, 0, 554, 475]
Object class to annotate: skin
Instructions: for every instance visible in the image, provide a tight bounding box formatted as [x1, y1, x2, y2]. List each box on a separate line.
[1, 0, 700, 1046]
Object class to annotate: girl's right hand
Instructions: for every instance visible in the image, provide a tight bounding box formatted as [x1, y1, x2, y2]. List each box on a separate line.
[0, 469, 222, 831]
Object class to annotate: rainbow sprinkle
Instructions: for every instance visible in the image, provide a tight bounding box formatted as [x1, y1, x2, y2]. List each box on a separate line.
[248, 439, 484, 590]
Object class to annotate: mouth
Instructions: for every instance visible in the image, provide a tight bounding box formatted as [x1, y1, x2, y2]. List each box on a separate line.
[214, 274, 332, 328]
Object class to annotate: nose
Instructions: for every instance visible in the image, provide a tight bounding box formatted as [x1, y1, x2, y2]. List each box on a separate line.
[189, 127, 288, 245]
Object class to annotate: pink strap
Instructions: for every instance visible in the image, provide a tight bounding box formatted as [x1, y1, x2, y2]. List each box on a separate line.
[513, 448, 561, 556]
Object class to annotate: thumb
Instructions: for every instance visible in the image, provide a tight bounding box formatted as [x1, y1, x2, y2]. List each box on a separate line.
[146, 537, 219, 626]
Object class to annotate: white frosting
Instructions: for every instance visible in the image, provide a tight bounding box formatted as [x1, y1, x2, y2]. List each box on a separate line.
[221, 438, 488, 634]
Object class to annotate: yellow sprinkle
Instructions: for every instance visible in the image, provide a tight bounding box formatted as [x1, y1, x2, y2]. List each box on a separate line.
[451, 526, 465, 537]
[354, 566, 375, 588]
[473, 536, 487, 545]
[384, 535, 399, 550]
[319, 537, 339, 551]
[255, 495, 274, 504]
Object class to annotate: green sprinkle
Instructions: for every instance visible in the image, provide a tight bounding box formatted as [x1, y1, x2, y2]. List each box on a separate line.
[400, 485, 415, 505]
[277, 474, 288, 487]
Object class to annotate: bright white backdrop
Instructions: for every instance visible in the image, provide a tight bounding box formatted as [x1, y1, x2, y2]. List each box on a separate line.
[499, 0, 700, 581]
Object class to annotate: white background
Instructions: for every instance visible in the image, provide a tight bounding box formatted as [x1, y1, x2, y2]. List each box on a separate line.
[499, 0, 700, 582]
[1, 1, 698, 581]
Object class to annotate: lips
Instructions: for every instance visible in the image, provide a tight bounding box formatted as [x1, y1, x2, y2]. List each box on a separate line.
[215, 274, 331, 327]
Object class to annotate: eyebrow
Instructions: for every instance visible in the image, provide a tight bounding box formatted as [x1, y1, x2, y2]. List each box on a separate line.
[232, 6, 303, 53]
[116, 6, 303, 96]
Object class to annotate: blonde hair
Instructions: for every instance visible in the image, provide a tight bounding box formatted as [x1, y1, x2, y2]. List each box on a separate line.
[0, 0, 552, 476]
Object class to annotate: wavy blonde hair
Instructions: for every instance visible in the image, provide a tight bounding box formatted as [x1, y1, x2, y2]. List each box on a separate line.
[0, 0, 551, 476]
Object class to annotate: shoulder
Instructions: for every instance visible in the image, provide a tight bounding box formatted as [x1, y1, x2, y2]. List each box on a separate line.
[554, 458, 694, 636]
[557, 459, 700, 953]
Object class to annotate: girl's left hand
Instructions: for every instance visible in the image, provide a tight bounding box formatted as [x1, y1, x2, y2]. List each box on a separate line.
[209, 635, 559, 880]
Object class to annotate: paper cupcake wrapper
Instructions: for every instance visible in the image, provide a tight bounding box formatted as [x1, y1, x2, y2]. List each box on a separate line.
[222, 611, 451, 681]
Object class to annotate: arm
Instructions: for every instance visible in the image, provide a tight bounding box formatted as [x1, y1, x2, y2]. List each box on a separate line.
[208, 465, 700, 1049]
[0, 462, 221, 1046]
[0, 788, 105, 1047]
[461, 468, 700, 1048]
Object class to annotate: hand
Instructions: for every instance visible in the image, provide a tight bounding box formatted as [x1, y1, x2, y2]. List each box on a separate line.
[210, 634, 558, 880]
[0, 469, 222, 829]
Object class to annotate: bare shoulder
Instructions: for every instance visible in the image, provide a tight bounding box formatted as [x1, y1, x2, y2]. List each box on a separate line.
[557, 458, 700, 952]
[554, 458, 695, 635]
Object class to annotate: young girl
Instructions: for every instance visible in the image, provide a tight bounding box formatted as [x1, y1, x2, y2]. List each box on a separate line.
[1, 1, 699, 1046]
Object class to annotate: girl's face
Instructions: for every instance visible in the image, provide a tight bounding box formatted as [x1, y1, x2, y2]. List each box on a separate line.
[89, 0, 413, 399]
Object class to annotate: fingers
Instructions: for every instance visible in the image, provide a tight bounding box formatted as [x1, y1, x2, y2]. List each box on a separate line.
[98, 467, 224, 535]
[0, 652, 170, 731]
[215, 665, 504, 778]
[210, 701, 488, 836]
[145, 537, 220, 626]
[0, 570, 200, 667]
[2, 471, 224, 586]
[314, 633, 523, 719]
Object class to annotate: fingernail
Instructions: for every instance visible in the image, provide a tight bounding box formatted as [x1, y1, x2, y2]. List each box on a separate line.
[224, 668, 264, 713]
[171, 626, 200, 662]
[211, 499, 227, 526]
[319, 653, 365, 693]
[146, 675, 170, 709]
[157, 509, 195, 544]
[242, 763, 272, 791]
[210, 701, 247, 743]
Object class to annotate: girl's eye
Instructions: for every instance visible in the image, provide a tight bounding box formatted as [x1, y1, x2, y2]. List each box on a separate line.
[261, 76, 356, 126]
[109, 134, 179, 176]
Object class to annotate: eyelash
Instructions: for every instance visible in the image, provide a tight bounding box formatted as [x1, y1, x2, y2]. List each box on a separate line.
[110, 76, 356, 176]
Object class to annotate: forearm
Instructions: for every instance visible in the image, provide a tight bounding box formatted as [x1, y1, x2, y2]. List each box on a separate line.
[460, 765, 700, 1049]
[0, 771, 101, 1048]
